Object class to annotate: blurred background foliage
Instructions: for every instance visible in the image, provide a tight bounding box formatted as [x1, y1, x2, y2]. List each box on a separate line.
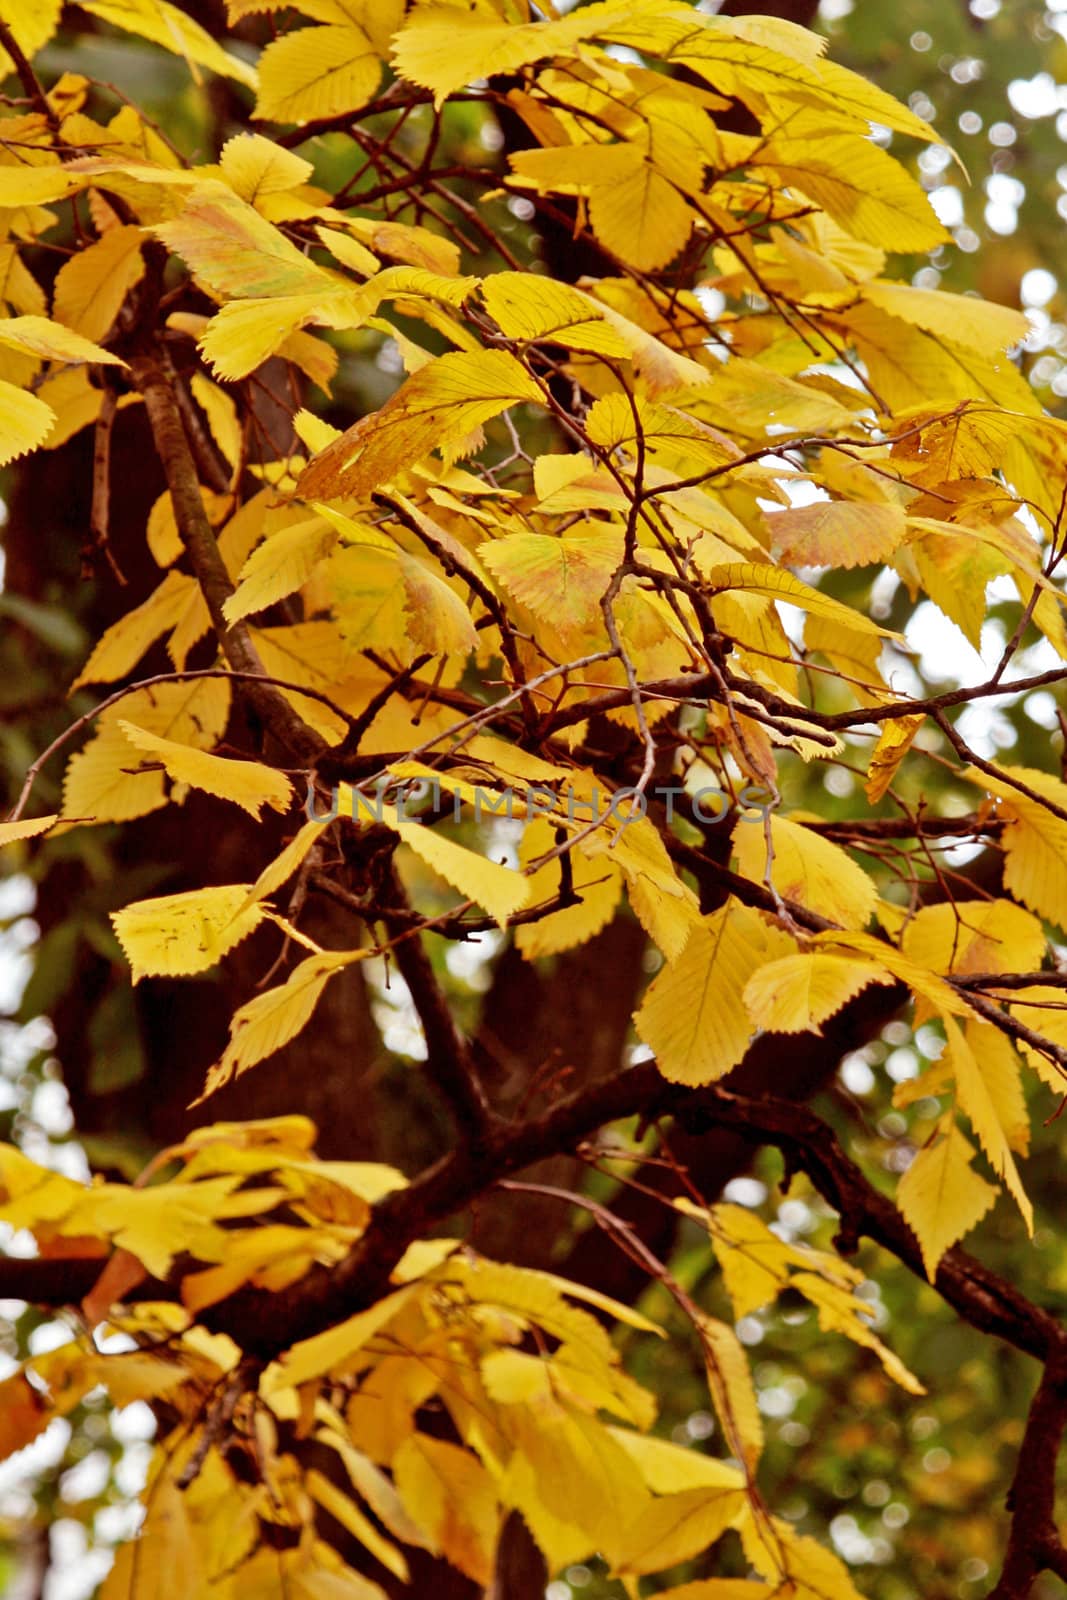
[2, 2, 1067, 1598]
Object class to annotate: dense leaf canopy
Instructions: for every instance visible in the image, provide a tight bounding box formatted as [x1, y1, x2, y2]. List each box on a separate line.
[2, 2, 1067, 1599]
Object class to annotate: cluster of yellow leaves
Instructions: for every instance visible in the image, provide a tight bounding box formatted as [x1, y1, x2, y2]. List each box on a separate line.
[0, 0, 1063, 1342]
[0, 1114, 914, 1598]
[4, 2, 1067, 1592]
[635, 879, 1049, 1279]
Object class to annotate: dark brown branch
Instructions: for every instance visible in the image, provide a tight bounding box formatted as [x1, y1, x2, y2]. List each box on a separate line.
[808, 813, 1003, 842]
[3, 1072, 1062, 1405]
[0, 16, 60, 129]
[99, 1075, 1067, 1366]
[665, 834, 836, 933]
[382, 866, 497, 1147]
[540, 663, 1067, 739]
[962, 989, 1067, 1081]
[127, 352, 323, 763]
[988, 1348, 1067, 1599]
[954, 972, 1067, 993]
[87, 385, 125, 584]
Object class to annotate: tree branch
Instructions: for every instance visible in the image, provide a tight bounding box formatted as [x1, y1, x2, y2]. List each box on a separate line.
[127, 352, 324, 763]
[8, 1070, 1059, 1381]
[0, 16, 59, 129]
[988, 1346, 1067, 1599]
[382, 865, 497, 1147]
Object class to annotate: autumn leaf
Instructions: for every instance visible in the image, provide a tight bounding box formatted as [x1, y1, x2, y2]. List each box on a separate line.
[298, 349, 541, 499]
[112, 884, 268, 981]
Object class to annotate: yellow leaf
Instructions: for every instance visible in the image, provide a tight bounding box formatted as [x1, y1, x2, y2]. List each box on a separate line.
[815, 928, 970, 1019]
[478, 527, 622, 646]
[708, 563, 888, 638]
[393, 1435, 498, 1586]
[481, 273, 631, 357]
[0, 312, 125, 367]
[322, 544, 409, 651]
[0, 1144, 89, 1232]
[733, 814, 876, 931]
[225, 517, 339, 623]
[316, 1429, 428, 1552]
[698, 1200, 810, 1319]
[896, 1119, 998, 1280]
[147, 481, 230, 568]
[609, 1430, 745, 1494]
[611, 1484, 747, 1578]
[111, 883, 267, 981]
[100, 1475, 207, 1600]
[743, 1521, 869, 1600]
[51, 225, 144, 343]
[965, 1021, 1030, 1157]
[79, 0, 256, 86]
[79, 1173, 268, 1277]
[589, 153, 694, 274]
[635, 900, 768, 1084]
[317, 224, 380, 277]
[769, 500, 907, 571]
[62, 736, 162, 828]
[152, 182, 336, 300]
[355, 219, 461, 276]
[944, 1015, 1032, 1234]
[586, 392, 740, 474]
[398, 552, 478, 656]
[268, 1284, 416, 1391]
[244, 819, 330, 910]
[790, 1272, 924, 1394]
[840, 301, 1038, 414]
[0, 0, 62, 81]
[71, 569, 197, 688]
[506, 1407, 649, 1567]
[0, 814, 59, 846]
[751, 132, 947, 252]
[218, 132, 314, 202]
[0, 166, 87, 209]
[588, 286, 712, 397]
[588, 805, 701, 959]
[197, 291, 338, 381]
[255, 22, 383, 125]
[118, 722, 292, 818]
[865, 715, 924, 804]
[699, 1314, 762, 1473]
[799, 50, 938, 141]
[901, 899, 1046, 977]
[862, 281, 1027, 359]
[743, 951, 894, 1034]
[306, 1470, 409, 1583]
[0, 377, 54, 466]
[516, 818, 623, 960]
[392, 3, 618, 106]
[252, 620, 351, 742]
[388, 812, 530, 927]
[199, 950, 364, 1100]
[698, 357, 856, 436]
[298, 349, 539, 500]
[189, 373, 242, 471]
[962, 765, 1067, 930]
[63, 678, 231, 826]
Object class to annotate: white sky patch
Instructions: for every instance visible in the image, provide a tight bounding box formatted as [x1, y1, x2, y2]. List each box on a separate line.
[1007, 72, 1065, 119]
[929, 185, 964, 227]
[1021, 268, 1059, 307]
[0, 1419, 72, 1501]
[904, 602, 999, 688]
